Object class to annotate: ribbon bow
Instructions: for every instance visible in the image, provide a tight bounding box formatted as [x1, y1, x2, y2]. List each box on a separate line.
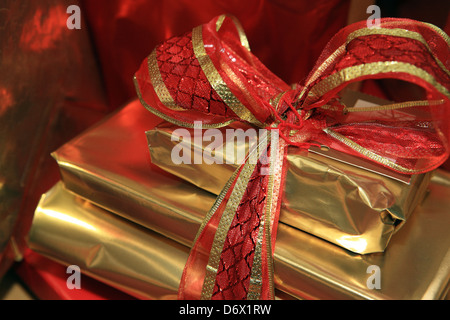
[134, 15, 450, 300]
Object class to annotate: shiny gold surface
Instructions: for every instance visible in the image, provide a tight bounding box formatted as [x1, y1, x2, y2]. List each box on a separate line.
[282, 147, 431, 254]
[28, 182, 188, 300]
[52, 100, 207, 249]
[277, 170, 450, 300]
[28, 170, 450, 300]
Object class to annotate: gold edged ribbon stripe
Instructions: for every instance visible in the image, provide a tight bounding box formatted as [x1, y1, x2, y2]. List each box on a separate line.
[246, 132, 271, 300]
[248, 132, 284, 300]
[373, 21, 450, 75]
[147, 49, 185, 111]
[301, 43, 347, 97]
[309, 62, 450, 103]
[200, 159, 258, 300]
[247, 213, 264, 300]
[191, 125, 274, 258]
[133, 76, 235, 129]
[247, 131, 274, 300]
[269, 92, 286, 112]
[219, 59, 270, 128]
[300, 26, 450, 103]
[347, 28, 450, 78]
[262, 136, 285, 300]
[324, 128, 428, 174]
[200, 130, 271, 300]
[191, 163, 243, 246]
[192, 25, 264, 127]
[343, 99, 445, 113]
[422, 21, 450, 46]
[215, 14, 251, 51]
[381, 20, 450, 47]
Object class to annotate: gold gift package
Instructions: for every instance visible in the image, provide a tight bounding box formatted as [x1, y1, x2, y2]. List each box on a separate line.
[29, 175, 450, 300]
[27, 99, 450, 300]
[28, 182, 293, 300]
[147, 90, 432, 254]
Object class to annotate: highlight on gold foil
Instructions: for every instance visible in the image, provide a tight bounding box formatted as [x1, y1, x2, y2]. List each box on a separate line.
[41, 208, 96, 231]
[336, 235, 368, 254]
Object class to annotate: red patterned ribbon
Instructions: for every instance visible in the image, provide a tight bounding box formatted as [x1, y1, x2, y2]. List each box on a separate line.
[135, 15, 450, 299]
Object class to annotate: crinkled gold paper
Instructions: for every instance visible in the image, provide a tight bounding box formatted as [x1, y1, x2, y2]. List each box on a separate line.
[146, 91, 431, 254]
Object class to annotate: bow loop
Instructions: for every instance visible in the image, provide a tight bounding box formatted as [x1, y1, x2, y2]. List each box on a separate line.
[134, 15, 290, 129]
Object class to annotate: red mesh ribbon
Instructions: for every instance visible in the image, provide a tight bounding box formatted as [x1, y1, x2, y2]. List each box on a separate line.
[134, 15, 450, 300]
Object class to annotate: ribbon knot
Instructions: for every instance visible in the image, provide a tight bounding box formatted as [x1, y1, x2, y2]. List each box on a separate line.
[266, 88, 322, 149]
[134, 15, 450, 300]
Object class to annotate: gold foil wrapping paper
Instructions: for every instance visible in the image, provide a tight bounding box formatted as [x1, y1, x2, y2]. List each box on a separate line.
[28, 172, 450, 300]
[146, 91, 431, 254]
[43, 99, 450, 299]
[52, 100, 210, 249]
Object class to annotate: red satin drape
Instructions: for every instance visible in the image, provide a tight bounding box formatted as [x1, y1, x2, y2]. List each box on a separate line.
[80, 0, 351, 109]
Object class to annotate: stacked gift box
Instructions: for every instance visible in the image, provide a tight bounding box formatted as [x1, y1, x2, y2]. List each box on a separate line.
[23, 16, 450, 301]
[26, 91, 450, 299]
[2, 1, 450, 300]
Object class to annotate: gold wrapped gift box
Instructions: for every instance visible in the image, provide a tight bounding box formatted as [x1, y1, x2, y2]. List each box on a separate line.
[28, 172, 450, 300]
[146, 91, 432, 254]
[37, 99, 450, 299]
[28, 182, 191, 300]
[147, 123, 430, 255]
[27, 182, 293, 300]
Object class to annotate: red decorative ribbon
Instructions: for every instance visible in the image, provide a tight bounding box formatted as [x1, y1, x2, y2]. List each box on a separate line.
[134, 15, 450, 300]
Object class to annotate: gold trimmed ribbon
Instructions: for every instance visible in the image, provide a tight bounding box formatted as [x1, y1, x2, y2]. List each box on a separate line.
[134, 15, 450, 300]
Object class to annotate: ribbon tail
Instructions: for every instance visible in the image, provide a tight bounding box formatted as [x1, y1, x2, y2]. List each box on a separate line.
[178, 130, 287, 300]
[250, 130, 287, 300]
